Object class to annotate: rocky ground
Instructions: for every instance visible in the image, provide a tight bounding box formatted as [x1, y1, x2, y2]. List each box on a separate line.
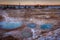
[0, 8, 60, 40]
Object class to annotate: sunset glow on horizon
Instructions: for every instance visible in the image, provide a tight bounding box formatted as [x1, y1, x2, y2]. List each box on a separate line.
[0, 0, 60, 5]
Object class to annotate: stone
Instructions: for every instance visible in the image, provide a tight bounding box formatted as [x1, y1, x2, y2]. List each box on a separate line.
[0, 15, 4, 22]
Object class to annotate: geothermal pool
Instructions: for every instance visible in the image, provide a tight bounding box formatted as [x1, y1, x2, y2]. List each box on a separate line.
[0, 7, 60, 40]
